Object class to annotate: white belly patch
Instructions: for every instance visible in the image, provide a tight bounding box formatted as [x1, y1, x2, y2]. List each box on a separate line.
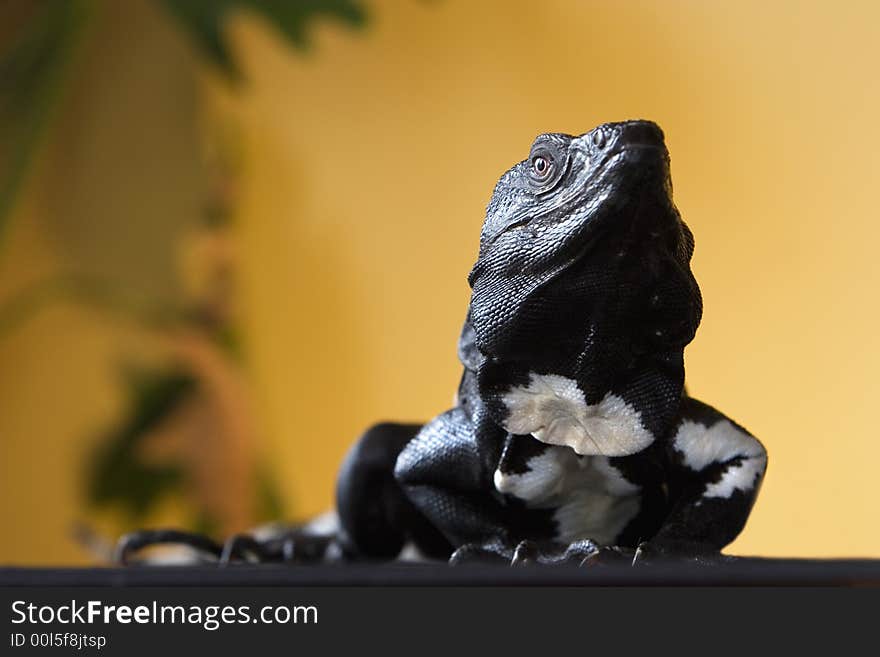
[493, 446, 641, 545]
[500, 373, 654, 457]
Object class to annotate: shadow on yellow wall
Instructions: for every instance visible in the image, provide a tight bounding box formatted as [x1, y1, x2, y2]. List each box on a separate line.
[1, 0, 879, 563]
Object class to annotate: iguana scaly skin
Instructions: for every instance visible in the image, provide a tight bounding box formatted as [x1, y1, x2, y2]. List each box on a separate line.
[116, 120, 767, 566]
[336, 120, 767, 565]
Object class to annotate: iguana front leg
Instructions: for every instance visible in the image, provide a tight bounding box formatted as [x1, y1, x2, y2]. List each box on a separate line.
[643, 396, 767, 558]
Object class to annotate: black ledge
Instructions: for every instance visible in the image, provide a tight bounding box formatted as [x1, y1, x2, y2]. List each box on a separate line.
[1, 558, 879, 587]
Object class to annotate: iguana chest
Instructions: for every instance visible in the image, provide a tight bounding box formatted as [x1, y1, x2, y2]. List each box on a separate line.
[491, 436, 643, 545]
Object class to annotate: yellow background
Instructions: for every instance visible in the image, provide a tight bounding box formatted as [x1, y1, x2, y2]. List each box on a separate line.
[1, 0, 878, 563]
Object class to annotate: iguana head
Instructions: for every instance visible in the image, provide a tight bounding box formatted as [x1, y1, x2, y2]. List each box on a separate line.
[466, 120, 701, 377]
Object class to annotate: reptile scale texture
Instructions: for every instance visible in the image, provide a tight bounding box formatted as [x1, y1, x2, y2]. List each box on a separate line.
[118, 120, 767, 566]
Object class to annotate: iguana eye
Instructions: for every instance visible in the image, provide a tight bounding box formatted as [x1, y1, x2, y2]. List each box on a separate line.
[527, 148, 557, 188]
[526, 140, 568, 192]
[531, 155, 551, 178]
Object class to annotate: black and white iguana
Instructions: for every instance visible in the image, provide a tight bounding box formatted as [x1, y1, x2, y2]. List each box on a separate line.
[118, 120, 767, 566]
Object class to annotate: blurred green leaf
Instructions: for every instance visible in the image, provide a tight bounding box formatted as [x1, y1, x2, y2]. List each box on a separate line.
[86, 366, 197, 520]
[0, 272, 185, 342]
[158, 0, 368, 79]
[0, 0, 90, 250]
[255, 462, 285, 522]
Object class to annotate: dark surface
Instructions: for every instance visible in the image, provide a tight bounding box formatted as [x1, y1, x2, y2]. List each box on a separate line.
[2, 558, 879, 586]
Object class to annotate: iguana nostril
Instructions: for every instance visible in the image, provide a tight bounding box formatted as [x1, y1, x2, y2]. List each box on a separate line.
[592, 131, 606, 149]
